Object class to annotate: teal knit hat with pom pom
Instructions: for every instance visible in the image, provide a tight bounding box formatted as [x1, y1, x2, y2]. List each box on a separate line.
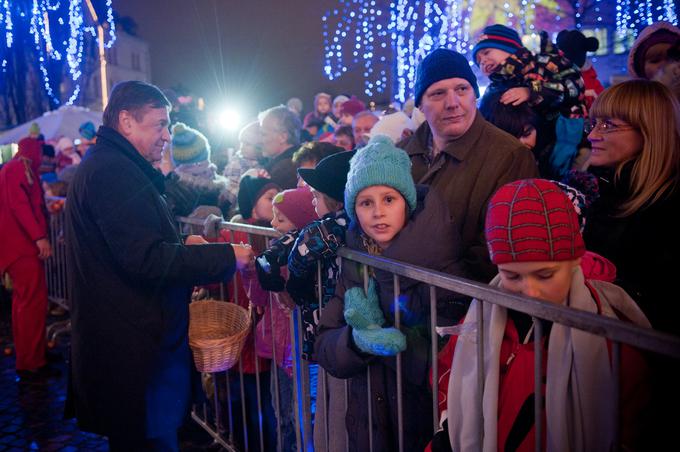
[344, 134, 417, 225]
[171, 122, 210, 165]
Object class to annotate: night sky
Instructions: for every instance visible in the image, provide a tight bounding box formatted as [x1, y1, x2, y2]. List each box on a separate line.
[114, 0, 372, 121]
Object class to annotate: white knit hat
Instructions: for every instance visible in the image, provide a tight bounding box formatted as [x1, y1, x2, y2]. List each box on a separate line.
[369, 111, 415, 144]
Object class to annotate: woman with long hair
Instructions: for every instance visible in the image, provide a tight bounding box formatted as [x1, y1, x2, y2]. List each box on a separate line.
[583, 79, 680, 335]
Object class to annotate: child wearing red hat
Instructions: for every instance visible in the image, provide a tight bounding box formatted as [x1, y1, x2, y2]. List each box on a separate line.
[247, 185, 318, 452]
[430, 179, 651, 452]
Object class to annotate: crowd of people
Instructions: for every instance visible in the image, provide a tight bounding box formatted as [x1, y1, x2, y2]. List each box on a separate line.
[1, 20, 679, 452]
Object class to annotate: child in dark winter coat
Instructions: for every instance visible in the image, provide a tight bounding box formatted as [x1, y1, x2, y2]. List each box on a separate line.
[249, 185, 317, 452]
[315, 135, 464, 451]
[272, 150, 354, 452]
[303, 92, 337, 139]
[164, 123, 233, 216]
[473, 25, 587, 178]
[213, 174, 280, 452]
[556, 29, 605, 112]
[286, 150, 356, 360]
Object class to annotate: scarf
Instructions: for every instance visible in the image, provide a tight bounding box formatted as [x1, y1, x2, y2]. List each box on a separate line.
[174, 160, 219, 181]
[447, 268, 649, 452]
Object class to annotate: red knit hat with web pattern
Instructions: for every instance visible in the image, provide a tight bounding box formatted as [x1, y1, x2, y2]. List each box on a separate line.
[485, 179, 585, 264]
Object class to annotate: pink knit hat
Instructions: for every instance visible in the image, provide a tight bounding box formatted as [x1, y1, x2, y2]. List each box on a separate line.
[272, 185, 317, 230]
[485, 179, 585, 264]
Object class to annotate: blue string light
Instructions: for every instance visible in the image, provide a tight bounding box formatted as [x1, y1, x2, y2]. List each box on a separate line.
[322, 0, 677, 102]
[0, 0, 116, 105]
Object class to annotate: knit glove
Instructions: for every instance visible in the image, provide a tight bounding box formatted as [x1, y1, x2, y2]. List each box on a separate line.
[343, 278, 384, 330]
[352, 326, 406, 357]
[344, 278, 407, 356]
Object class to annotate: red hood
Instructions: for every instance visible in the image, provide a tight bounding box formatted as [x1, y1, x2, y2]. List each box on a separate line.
[15, 137, 43, 174]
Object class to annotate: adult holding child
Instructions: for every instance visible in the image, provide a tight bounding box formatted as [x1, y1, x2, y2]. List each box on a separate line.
[399, 47, 538, 282]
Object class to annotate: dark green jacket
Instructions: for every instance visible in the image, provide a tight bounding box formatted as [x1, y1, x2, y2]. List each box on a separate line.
[399, 112, 538, 282]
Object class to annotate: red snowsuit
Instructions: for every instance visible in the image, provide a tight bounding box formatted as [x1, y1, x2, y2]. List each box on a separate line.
[0, 137, 48, 370]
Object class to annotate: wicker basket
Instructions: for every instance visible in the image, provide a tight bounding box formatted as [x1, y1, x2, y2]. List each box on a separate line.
[188, 299, 251, 373]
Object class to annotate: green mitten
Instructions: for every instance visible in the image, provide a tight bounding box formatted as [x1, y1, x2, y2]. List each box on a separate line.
[352, 326, 407, 356]
[344, 278, 384, 330]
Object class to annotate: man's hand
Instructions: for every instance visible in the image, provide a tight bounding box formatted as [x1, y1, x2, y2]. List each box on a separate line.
[232, 243, 254, 270]
[36, 238, 52, 260]
[500, 87, 530, 106]
[185, 235, 208, 245]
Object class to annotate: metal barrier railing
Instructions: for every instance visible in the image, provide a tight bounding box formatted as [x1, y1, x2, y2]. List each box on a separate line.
[177, 216, 680, 452]
[44, 197, 70, 344]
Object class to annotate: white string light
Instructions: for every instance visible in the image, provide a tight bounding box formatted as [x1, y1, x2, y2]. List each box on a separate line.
[0, 0, 116, 104]
[322, 0, 677, 102]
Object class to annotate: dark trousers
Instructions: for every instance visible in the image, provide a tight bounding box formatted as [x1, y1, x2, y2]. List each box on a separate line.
[226, 370, 276, 452]
[108, 429, 178, 452]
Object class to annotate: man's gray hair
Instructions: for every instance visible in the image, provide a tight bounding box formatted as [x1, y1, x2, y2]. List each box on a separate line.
[259, 105, 302, 146]
[352, 110, 378, 125]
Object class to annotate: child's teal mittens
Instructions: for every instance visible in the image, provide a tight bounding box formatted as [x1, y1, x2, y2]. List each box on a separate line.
[344, 277, 406, 356]
[352, 326, 406, 356]
[344, 278, 384, 330]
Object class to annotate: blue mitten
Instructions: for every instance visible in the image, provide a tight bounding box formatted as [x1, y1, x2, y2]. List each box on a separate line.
[352, 326, 407, 356]
[344, 278, 384, 330]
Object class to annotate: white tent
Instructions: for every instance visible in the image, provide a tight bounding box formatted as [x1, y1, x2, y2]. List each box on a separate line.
[0, 105, 102, 145]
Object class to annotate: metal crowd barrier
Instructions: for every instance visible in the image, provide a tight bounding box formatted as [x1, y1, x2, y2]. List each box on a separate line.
[177, 215, 680, 452]
[44, 196, 70, 344]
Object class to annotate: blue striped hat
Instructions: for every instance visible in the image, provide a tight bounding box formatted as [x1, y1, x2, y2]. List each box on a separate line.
[472, 24, 523, 65]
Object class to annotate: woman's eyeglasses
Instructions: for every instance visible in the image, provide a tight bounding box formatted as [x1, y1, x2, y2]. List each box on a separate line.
[584, 118, 637, 135]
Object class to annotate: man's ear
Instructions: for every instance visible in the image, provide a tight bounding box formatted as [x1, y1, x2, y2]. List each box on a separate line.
[118, 110, 133, 134]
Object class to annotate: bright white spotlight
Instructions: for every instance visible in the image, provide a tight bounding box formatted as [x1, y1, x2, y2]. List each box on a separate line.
[216, 108, 241, 132]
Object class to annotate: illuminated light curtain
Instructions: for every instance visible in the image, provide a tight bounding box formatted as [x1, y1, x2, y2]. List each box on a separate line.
[0, 0, 116, 105]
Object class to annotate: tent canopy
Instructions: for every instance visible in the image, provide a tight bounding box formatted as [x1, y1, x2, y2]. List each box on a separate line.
[0, 106, 102, 145]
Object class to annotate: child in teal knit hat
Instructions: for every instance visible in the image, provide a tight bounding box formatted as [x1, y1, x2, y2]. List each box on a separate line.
[315, 134, 464, 451]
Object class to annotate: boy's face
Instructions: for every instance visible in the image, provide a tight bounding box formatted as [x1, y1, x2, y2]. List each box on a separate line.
[305, 125, 320, 137]
[333, 100, 345, 118]
[355, 185, 407, 250]
[271, 206, 296, 234]
[239, 131, 262, 160]
[476, 48, 512, 76]
[316, 97, 331, 114]
[340, 113, 354, 126]
[497, 259, 581, 305]
[311, 188, 331, 217]
[334, 133, 354, 151]
[644, 43, 672, 79]
[252, 188, 278, 222]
